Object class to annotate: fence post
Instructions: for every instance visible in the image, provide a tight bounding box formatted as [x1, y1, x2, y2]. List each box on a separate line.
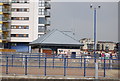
[39, 54, 40, 68]
[6, 56, 8, 74]
[25, 55, 28, 75]
[104, 57, 106, 77]
[64, 58, 66, 76]
[84, 58, 86, 77]
[12, 55, 14, 67]
[95, 63, 98, 79]
[81, 56, 82, 67]
[110, 58, 112, 69]
[53, 55, 55, 68]
[44, 57, 47, 76]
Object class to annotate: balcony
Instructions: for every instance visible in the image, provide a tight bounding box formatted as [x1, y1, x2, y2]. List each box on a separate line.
[2, 17, 11, 22]
[2, 9, 11, 13]
[2, 2, 11, 5]
[45, 11, 50, 17]
[1, 36, 8, 40]
[45, 2, 50, 9]
[2, 27, 9, 31]
[45, 21, 50, 26]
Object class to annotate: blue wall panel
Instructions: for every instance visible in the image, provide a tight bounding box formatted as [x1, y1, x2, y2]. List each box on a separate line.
[11, 43, 29, 52]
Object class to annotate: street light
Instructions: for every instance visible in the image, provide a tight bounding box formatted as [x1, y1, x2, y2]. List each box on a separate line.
[90, 4, 101, 63]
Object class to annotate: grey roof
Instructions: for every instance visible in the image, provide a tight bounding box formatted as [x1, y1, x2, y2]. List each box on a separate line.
[30, 29, 83, 46]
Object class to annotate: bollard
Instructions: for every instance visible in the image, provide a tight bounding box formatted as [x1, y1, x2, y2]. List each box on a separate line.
[84, 58, 86, 77]
[6, 56, 8, 74]
[64, 58, 66, 76]
[25, 55, 27, 75]
[44, 58, 47, 76]
[95, 63, 98, 79]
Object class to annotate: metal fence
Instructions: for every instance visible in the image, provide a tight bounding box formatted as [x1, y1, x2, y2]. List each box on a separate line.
[0, 53, 119, 78]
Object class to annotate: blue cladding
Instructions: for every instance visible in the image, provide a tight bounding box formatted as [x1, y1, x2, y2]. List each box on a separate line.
[11, 43, 29, 52]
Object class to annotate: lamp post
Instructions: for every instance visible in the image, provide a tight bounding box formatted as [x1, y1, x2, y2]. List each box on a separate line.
[90, 4, 101, 63]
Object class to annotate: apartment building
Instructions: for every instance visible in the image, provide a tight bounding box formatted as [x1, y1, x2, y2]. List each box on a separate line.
[0, 0, 50, 52]
[0, 0, 11, 50]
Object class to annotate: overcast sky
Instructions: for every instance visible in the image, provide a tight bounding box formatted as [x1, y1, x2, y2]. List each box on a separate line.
[52, 0, 120, 2]
[50, 1, 119, 42]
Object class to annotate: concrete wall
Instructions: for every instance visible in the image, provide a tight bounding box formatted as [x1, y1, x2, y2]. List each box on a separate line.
[2, 78, 119, 81]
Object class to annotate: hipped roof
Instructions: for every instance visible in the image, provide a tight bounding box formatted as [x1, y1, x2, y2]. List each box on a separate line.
[30, 29, 83, 47]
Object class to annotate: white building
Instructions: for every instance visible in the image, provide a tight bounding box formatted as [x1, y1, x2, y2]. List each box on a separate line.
[80, 38, 116, 53]
[0, 0, 50, 52]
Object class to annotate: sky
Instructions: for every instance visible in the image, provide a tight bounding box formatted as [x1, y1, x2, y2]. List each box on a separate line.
[50, 1, 119, 42]
[52, 0, 120, 2]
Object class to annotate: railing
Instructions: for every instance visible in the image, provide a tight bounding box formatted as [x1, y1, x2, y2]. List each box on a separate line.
[2, 27, 9, 31]
[2, 17, 10, 21]
[45, 11, 50, 16]
[45, 2, 50, 8]
[0, 53, 119, 78]
[2, 2, 11, 5]
[2, 9, 11, 13]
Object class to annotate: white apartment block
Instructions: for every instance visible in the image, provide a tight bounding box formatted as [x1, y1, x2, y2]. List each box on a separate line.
[0, 0, 50, 52]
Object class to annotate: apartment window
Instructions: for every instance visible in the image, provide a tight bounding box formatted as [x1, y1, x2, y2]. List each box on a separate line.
[12, 0, 29, 3]
[11, 25, 29, 29]
[38, 8, 44, 15]
[38, 34, 43, 37]
[11, 17, 29, 20]
[11, 34, 29, 37]
[12, 8, 29, 12]
[38, 17, 46, 24]
[38, 0, 45, 7]
[38, 26, 46, 32]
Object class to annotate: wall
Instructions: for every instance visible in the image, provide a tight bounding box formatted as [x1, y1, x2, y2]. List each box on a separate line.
[2, 78, 119, 81]
[10, 42, 29, 52]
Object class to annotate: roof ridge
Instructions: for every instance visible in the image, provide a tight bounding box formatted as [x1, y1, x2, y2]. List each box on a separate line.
[40, 29, 56, 44]
[59, 30, 79, 42]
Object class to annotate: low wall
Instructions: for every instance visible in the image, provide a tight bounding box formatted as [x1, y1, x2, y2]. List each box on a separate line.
[1, 76, 119, 81]
[2, 78, 119, 81]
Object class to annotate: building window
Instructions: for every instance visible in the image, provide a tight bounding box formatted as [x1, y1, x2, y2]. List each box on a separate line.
[12, 8, 29, 12]
[12, 0, 29, 3]
[11, 17, 29, 20]
[87, 44, 94, 50]
[11, 34, 29, 37]
[105, 45, 109, 52]
[38, 0, 45, 7]
[38, 34, 43, 37]
[38, 8, 44, 15]
[11, 25, 29, 29]
[38, 26, 46, 32]
[97, 44, 100, 51]
[38, 17, 46, 24]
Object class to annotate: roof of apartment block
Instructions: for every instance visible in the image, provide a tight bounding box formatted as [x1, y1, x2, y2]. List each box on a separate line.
[30, 29, 83, 47]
